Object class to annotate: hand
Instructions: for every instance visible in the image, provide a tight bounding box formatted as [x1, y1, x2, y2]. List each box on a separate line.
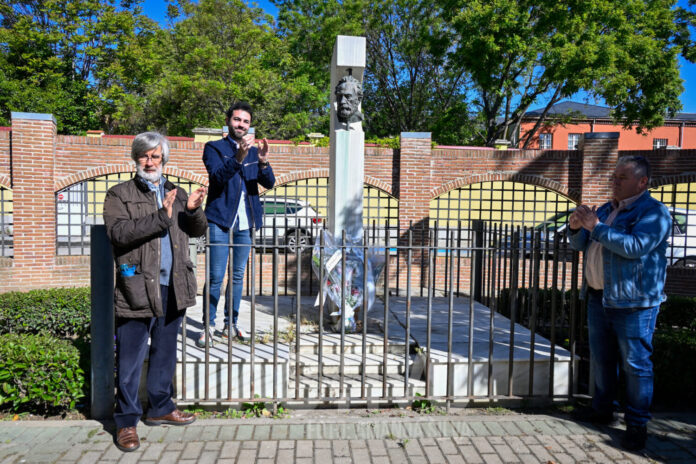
[163, 189, 177, 218]
[236, 134, 255, 163]
[569, 209, 583, 230]
[187, 187, 207, 211]
[574, 204, 599, 231]
[257, 138, 269, 164]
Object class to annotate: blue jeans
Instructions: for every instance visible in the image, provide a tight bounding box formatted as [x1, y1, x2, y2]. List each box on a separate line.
[206, 222, 252, 327]
[587, 290, 659, 426]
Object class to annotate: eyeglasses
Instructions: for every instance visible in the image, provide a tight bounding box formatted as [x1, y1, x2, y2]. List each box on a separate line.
[136, 154, 162, 162]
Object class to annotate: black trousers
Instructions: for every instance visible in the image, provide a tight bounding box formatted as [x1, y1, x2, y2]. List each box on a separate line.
[114, 284, 182, 428]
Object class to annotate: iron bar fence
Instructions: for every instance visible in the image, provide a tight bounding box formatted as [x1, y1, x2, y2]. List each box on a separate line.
[174, 222, 587, 408]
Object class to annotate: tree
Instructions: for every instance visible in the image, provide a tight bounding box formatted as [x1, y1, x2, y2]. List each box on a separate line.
[273, 0, 474, 144]
[440, 0, 684, 147]
[0, 0, 154, 133]
[110, 0, 326, 138]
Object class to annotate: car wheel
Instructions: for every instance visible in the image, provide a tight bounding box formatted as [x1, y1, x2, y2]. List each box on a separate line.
[286, 230, 311, 254]
[672, 256, 696, 268]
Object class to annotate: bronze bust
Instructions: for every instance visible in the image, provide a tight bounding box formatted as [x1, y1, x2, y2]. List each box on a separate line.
[335, 75, 363, 124]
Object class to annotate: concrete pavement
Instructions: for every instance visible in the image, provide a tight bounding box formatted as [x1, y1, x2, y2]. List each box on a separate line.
[1, 409, 695, 463]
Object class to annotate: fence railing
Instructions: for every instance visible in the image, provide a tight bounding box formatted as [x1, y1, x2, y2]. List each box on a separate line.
[178, 223, 586, 407]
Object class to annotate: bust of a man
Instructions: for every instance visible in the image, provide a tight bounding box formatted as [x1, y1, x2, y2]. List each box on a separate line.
[335, 75, 363, 125]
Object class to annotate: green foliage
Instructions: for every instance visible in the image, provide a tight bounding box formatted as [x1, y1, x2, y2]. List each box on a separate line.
[274, 0, 474, 144]
[440, 0, 684, 147]
[0, 0, 156, 133]
[109, 0, 326, 139]
[0, 333, 86, 414]
[656, 295, 696, 331]
[365, 136, 400, 149]
[653, 328, 696, 406]
[410, 392, 436, 414]
[0, 288, 91, 338]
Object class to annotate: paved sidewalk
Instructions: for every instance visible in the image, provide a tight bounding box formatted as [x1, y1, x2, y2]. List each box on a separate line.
[1, 409, 695, 463]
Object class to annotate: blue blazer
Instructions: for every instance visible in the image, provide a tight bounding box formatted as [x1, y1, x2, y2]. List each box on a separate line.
[202, 136, 275, 230]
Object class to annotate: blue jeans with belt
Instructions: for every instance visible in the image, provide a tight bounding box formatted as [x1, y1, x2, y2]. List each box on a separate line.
[587, 289, 659, 426]
[206, 221, 252, 327]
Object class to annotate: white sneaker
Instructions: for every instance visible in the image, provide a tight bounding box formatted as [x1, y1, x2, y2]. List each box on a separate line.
[196, 328, 215, 348]
[222, 325, 246, 341]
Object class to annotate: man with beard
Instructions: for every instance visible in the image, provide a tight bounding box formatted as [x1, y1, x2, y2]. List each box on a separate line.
[197, 102, 275, 347]
[103, 132, 208, 452]
[335, 74, 363, 125]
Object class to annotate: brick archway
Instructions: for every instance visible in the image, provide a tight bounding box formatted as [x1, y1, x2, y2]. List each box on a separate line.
[269, 170, 394, 196]
[54, 164, 208, 192]
[0, 175, 10, 190]
[651, 172, 696, 188]
[430, 172, 580, 203]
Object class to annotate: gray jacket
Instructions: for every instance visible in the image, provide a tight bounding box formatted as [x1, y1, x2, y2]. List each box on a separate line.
[103, 176, 207, 318]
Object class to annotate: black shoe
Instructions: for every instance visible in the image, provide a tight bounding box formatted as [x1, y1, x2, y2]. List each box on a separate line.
[621, 424, 647, 451]
[572, 406, 618, 425]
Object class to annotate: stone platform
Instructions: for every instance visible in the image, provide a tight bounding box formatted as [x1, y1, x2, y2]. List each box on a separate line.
[168, 295, 576, 403]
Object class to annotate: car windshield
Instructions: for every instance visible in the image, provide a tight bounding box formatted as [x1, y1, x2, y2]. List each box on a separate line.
[534, 210, 573, 231]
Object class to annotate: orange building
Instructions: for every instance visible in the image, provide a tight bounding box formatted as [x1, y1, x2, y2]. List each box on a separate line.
[520, 101, 696, 150]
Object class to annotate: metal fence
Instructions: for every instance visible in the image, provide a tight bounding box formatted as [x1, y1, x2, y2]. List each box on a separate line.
[55, 174, 202, 255]
[177, 223, 586, 407]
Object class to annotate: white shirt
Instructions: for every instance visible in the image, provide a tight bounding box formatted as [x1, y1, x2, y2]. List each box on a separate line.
[585, 191, 644, 290]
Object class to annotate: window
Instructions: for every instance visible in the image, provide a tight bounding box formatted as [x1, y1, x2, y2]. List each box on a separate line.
[653, 138, 668, 149]
[568, 133, 581, 150]
[539, 133, 553, 149]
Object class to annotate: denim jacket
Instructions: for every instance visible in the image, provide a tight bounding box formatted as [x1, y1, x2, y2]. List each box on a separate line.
[569, 191, 671, 309]
[203, 136, 275, 230]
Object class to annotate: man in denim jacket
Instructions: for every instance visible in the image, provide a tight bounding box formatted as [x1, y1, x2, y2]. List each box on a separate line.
[569, 155, 671, 450]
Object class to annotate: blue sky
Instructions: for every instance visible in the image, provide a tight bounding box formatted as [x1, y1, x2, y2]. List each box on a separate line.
[143, 0, 696, 113]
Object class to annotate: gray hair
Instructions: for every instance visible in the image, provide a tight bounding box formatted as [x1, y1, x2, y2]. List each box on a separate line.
[617, 155, 651, 181]
[131, 132, 170, 165]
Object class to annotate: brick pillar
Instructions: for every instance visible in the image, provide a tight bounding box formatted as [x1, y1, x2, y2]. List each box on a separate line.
[579, 132, 619, 205]
[398, 132, 432, 238]
[11, 112, 57, 281]
[395, 132, 432, 291]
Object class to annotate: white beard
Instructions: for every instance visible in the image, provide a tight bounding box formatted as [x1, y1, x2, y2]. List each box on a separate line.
[136, 165, 162, 183]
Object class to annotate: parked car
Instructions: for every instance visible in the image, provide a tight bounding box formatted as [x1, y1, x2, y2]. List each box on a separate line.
[516, 207, 696, 265]
[257, 197, 323, 253]
[0, 214, 12, 256]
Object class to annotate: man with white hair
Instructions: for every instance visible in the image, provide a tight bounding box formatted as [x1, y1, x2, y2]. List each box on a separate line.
[103, 132, 208, 452]
[569, 155, 671, 451]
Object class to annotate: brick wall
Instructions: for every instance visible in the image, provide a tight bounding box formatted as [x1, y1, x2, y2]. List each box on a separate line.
[0, 114, 694, 296]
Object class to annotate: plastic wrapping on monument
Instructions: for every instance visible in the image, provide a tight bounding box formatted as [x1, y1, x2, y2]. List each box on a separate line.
[311, 229, 385, 333]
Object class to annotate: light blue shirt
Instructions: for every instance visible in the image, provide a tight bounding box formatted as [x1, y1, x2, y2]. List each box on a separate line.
[230, 139, 250, 231]
[145, 177, 173, 285]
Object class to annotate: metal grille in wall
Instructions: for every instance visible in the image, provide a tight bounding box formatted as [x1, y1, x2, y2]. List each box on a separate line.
[429, 180, 576, 248]
[650, 182, 696, 268]
[0, 186, 12, 258]
[259, 178, 399, 251]
[56, 173, 202, 256]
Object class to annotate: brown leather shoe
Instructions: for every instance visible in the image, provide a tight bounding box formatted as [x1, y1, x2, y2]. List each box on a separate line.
[115, 426, 140, 452]
[145, 408, 196, 426]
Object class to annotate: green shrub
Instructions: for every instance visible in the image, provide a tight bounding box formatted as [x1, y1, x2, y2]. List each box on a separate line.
[653, 328, 696, 406]
[657, 295, 696, 331]
[0, 333, 86, 414]
[0, 288, 91, 338]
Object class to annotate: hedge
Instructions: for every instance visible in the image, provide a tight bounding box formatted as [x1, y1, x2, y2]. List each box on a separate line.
[0, 333, 86, 414]
[0, 288, 91, 338]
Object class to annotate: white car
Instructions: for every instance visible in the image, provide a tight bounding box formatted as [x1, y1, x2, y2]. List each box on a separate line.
[527, 207, 696, 266]
[257, 197, 323, 253]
